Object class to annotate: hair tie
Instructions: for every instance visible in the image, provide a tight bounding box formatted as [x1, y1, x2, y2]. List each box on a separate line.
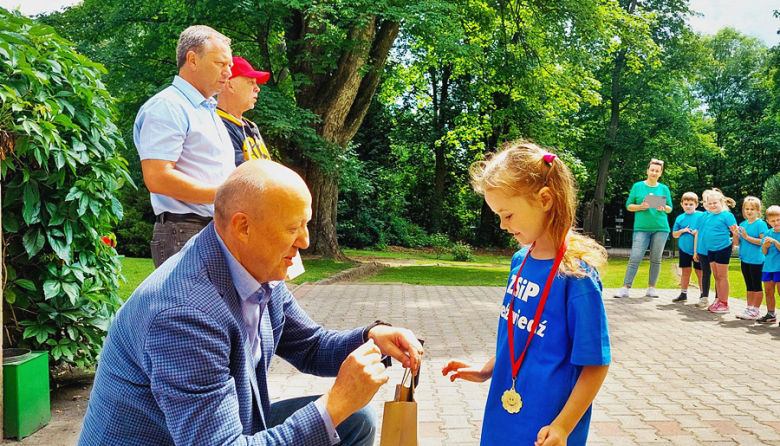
[543, 153, 557, 165]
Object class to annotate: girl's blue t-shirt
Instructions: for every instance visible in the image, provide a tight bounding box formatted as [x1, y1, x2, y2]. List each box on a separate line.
[696, 212, 712, 255]
[738, 219, 768, 265]
[481, 249, 611, 446]
[703, 211, 737, 252]
[763, 229, 780, 273]
[673, 212, 703, 255]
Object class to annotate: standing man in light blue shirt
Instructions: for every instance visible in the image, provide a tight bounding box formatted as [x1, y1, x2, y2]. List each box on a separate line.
[134, 25, 236, 267]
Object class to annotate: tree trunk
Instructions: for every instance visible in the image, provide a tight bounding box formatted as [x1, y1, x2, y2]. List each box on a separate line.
[301, 160, 348, 261]
[286, 15, 401, 258]
[431, 65, 452, 234]
[582, 0, 636, 239]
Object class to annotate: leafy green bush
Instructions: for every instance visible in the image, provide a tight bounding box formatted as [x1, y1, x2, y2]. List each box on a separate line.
[763, 173, 780, 211]
[452, 242, 475, 262]
[429, 233, 452, 259]
[0, 9, 131, 368]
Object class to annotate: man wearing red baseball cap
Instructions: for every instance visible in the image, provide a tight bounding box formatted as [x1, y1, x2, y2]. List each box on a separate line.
[217, 57, 273, 166]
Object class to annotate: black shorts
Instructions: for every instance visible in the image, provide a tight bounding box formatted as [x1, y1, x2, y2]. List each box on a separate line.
[679, 251, 701, 270]
[741, 262, 764, 292]
[708, 246, 733, 265]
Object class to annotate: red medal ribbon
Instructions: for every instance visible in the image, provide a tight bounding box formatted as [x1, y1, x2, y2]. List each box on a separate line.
[507, 240, 568, 378]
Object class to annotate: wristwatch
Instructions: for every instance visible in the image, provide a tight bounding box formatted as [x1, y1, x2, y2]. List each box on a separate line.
[362, 320, 392, 342]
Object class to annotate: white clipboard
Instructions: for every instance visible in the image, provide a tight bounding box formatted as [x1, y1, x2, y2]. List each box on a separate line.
[644, 194, 667, 208]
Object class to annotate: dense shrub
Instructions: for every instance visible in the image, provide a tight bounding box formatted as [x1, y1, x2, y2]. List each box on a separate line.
[763, 173, 780, 210]
[0, 9, 131, 367]
[452, 242, 475, 262]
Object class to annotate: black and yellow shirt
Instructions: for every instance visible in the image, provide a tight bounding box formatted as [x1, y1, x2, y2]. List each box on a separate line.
[217, 108, 271, 166]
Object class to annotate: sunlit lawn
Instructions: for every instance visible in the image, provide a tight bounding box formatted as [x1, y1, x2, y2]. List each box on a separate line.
[361, 255, 750, 300]
[118, 254, 750, 301]
[117, 257, 355, 300]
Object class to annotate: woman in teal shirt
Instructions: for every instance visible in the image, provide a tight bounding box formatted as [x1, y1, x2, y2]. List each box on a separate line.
[614, 159, 673, 298]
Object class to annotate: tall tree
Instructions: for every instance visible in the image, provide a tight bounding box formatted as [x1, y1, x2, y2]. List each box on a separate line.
[46, 0, 448, 259]
[581, 0, 697, 238]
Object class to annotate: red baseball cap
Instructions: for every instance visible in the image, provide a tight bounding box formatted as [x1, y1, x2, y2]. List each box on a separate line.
[230, 57, 271, 84]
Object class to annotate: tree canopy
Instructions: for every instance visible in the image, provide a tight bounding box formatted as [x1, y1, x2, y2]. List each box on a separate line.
[37, 0, 780, 255]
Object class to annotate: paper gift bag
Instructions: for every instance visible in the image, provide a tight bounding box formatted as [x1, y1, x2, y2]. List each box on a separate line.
[380, 368, 417, 446]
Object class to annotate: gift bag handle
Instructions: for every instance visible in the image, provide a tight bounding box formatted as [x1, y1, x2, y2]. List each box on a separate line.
[399, 367, 416, 402]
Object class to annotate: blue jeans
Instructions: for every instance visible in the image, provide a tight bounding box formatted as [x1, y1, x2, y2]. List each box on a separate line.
[267, 395, 377, 445]
[623, 230, 669, 288]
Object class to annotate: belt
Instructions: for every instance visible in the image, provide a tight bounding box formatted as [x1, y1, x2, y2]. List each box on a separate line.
[156, 212, 213, 225]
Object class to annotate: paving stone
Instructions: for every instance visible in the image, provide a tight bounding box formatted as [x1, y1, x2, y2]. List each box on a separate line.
[16, 284, 780, 445]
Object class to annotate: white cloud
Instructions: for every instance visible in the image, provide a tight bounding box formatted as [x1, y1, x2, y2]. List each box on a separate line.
[688, 0, 779, 47]
[0, 0, 81, 16]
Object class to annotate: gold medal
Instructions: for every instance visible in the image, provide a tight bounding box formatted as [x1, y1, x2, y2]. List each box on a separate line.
[501, 379, 522, 413]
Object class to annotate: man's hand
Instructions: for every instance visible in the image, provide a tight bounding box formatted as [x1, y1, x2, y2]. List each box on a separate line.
[367, 325, 424, 374]
[536, 424, 568, 446]
[321, 340, 389, 427]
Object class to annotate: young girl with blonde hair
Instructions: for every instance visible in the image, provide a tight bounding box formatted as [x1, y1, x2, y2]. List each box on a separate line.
[734, 196, 767, 320]
[702, 189, 738, 313]
[442, 141, 610, 446]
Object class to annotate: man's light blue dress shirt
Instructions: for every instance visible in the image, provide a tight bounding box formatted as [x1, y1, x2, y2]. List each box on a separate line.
[214, 231, 340, 444]
[133, 76, 235, 217]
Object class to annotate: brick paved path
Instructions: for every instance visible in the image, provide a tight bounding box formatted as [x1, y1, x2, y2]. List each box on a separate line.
[9, 284, 780, 445]
[278, 284, 780, 446]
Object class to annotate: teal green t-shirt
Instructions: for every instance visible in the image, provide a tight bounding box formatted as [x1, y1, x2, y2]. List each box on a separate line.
[626, 181, 672, 232]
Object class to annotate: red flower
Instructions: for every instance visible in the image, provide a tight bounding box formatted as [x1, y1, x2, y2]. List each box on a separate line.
[100, 236, 115, 247]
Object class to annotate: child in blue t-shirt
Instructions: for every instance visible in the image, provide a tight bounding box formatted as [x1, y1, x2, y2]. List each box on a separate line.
[693, 190, 715, 308]
[702, 190, 738, 313]
[672, 192, 703, 303]
[734, 197, 768, 321]
[442, 143, 610, 446]
[758, 205, 780, 325]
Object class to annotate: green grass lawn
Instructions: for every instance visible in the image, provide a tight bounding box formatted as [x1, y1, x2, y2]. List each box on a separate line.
[361, 255, 751, 300]
[116, 257, 355, 300]
[117, 253, 751, 301]
[343, 248, 513, 266]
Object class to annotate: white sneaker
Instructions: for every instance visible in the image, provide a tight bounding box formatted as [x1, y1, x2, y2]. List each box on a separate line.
[645, 287, 659, 298]
[695, 297, 709, 308]
[613, 287, 630, 298]
[744, 308, 761, 321]
[736, 308, 752, 320]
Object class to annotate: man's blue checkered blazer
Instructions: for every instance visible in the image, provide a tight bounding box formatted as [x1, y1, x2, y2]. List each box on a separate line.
[79, 223, 366, 445]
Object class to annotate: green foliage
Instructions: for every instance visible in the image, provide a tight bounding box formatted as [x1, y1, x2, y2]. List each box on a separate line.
[451, 242, 475, 262]
[0, 9, 131, 367]
[762, 173, 780, 209]
[429, 233, 451, 259]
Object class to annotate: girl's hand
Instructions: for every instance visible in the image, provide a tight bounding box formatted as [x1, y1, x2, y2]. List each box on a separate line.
[441, 359, 491, 383]
[639, 201, 650, 211]
[691, 229, 698, 235]
[536, 424, 568, 446]
[693, 253, 699, 262]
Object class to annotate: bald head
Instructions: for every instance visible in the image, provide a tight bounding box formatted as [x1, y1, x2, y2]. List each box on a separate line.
[214, 159, 310, 228]
[214, 159, 312, 283]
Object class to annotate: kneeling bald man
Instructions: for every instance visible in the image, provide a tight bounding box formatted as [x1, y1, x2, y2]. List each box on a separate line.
[80, 159, 423, 445]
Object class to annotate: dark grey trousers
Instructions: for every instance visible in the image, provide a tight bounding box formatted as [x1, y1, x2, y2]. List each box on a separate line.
[151, 220, 210, 268]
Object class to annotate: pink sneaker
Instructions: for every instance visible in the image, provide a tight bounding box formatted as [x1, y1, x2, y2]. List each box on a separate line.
[710, 300, 730, 313]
